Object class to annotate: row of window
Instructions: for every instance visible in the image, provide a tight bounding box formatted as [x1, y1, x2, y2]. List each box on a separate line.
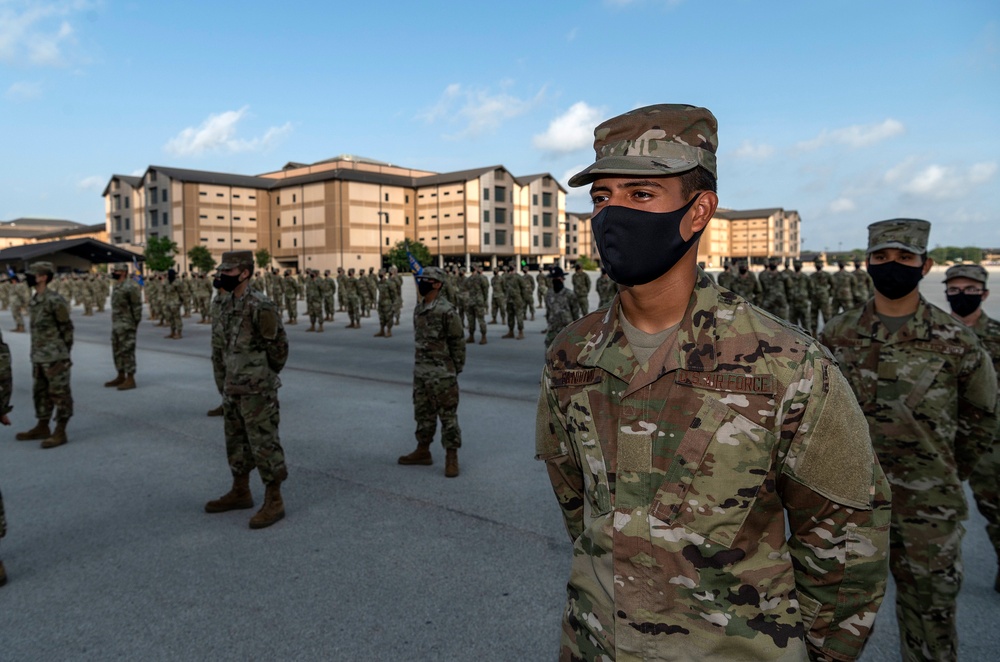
[199, 215, 257, 222]
[199, 237, 258, 244]
[483, 208, 508, 224]
[198, 191, 257, 200]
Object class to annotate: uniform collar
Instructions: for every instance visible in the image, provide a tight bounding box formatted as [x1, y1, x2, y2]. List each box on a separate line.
[577, 268, 721, 396]
[856, 295, 935, 343]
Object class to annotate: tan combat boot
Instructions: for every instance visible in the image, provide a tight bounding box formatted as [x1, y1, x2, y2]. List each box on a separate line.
[317, 322, 324, 333]
[205, 473, 254, 513]
[374, 327, 385, 337]
[104, 371, 125, 387]
[41, 419, 68, 449]
[306, 323, 315, 332]
[398, 442, 433, 466]
[516, 330, 525, 340]
[249, 481, 285, 529]
[16, 419, 50, 441]
[479, 333, 487, 345]
[14, 324, 24, 333]
[501, 330, 514, 339]
[117, 374, 136, 391]
[445, 448, 459, 478]
[466, 333, 475, 344]
[206, 404, 224, 417]
[385, 328, 392, 338]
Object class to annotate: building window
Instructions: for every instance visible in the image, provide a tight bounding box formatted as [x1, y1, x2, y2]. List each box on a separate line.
[533, 194, 538, 205]
[293, 216, 297, 225]
[161, 189, 168, 203]
[483, 189, 489, 201]
[250, 239, 257, 244]
[533, 236, 539, 247]
[200, 191, 207, 197]
[162, 212, 168, 225]
[293, 238, 297, 247]
[384, 193, 389, 202]
[249, 194, 256, 200]
[483, 210, 490, 223]
[495, 229, 506, 245]
[125, 198, 130, 209]
[484, 232, 490, 245]
[234, 238, 241, 243]
[114, 195, 121, 211]
[200, 214, 208, 219]
[150, 210, 158, 227]
[406, 216, 410, 225]
[233, 194, 240, 199]
[385, 237, 390, 246]
[217, 215, 224, 220]
[543, 232, 553, 248]
[405, 195, 409, 203]
[149, 171, 157, 181]
[495, 186, 506, 202]
[495, 208, 506, 224]
[542, 192, 552, 207]
[542, 212, 552, 227]
[293, 194, 297, 203]
[217, 238, 224, 243]
[533, 215, 538, 227]
[115, 217, 122, 231]
[201, 237, 207, 242]
[278, 240, 281, 248]
[216, 193, 224, 198]
[125, 219, 130, 230]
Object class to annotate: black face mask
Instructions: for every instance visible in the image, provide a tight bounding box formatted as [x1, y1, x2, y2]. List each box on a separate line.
[25, 274, 37, 287]
[417, 280, 436, 296]
[947, 293, 983, 317]
[553, 279, 564, 293]
[738, 267, 748, 275]
[590, 195, 701, 287]
[867, 261, 924, 300]
[212, 276, 224, 291]
[217, 273, 243, 292]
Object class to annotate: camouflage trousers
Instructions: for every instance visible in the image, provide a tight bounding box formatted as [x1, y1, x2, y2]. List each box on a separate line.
[810, 296, 834, 333]
[0, 487, 5, 538]
[971, 439, 1000, 560]
[32, 359, 73, 421]
[575, 292, 589, 316]
[466, 303, 486, 335]
[524, 296, 534, 319]
[413, 374, 461, 449]
[347, 294, 361, 325]
[832, 295, 854, 316]
[506, 299, 525, 332]
[789, 300, 812, 335]
[491, 297, 504, 322]
[393, 298, 403, 324]
[889, 514, 964, 662]
[762, 299, 789, 321]
[378, 303, 394, 330]
[284, 295, 297, 322]
[223, 391, 288, 485]
[323, 294, 336, 319]
[10, 305, 24, 328]
[338, 289, 347, 311]
[307, 298, 323, 324]
[163, 303, 182, 335]
[111, 325, 138, 374]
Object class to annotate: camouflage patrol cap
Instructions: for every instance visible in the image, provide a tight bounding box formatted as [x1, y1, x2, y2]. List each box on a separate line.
[568, 104, 718, 188]
[28, 261, 54, 276]
[944, 264, 988, 285]
[219, 250, 254, 270]
[417, 266, 446, 283]
[866, 219, 931, 255]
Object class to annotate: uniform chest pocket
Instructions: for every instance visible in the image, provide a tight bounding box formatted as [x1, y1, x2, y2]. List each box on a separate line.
[563, 389, 613, 517]
[649, 395, 775, 548]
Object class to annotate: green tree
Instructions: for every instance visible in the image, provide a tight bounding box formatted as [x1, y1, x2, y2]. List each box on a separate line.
[145, 236, 178, 272]
[255, 248, 272, 269]
[575, 255, 598, 270]
[187, 245, 216, 273]
[386, 240, 432, 272]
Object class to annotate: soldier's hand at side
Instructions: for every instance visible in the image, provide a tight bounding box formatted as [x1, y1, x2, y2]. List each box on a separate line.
[1, 415, 10, 426]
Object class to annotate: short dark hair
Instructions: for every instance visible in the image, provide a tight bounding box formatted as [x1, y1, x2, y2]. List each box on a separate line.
[678, 166, 717, 199]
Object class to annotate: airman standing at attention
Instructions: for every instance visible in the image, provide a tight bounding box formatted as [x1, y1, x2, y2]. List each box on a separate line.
[809, 257, 835, 332]
[571, 263, 591, 316]
[390, 265, 404, 326]
[716, 259, 735, 291]
[501, 266, 526, 340]
[728, 259, 762, 304]
[104, 263, 142, 391]
[820, 220, 997, 661]
[520, 266, 536, 321]
[8, 274, 28, 333]
[852, 258, 874, 307]
[304, 270, 324, 332]
[16, 262, 74, 449]
[489, 268, 506, 325]
[282, 270, 299, 325]
[758, 256, 790, 320]
[397, 267, 465, 478]
[831, 259, 855, 314]
[162, 269, 183, 339]
[0, 324, 12, 586]
[205, 251, 289, 529]
[941, 263, 1000, 593]
[320, 269, 336, 322]
[542, 266, 580, 347]
[374, 269, 399, 338]
[336, 267, 347, 312]
[535, 268, 548, 308]
[463, 265, 489, 345]
[538, 104, 890, 661]
[786, 259, 813, 335]
[594, 268, 617, 310]
[345, 268, 362, 329]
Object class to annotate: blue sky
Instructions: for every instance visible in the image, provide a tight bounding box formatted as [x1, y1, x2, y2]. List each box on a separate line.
[1, 0, 997, 251]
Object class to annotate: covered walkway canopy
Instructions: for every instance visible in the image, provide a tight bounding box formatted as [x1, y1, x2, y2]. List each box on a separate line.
[0, 238, 143, 273]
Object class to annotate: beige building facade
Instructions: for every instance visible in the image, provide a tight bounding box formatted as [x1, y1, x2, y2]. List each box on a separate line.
[103, 156, 568, 273]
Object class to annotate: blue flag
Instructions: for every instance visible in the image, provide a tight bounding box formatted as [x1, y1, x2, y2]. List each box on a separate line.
[132, 256, 145, 287]
[6, 266, 13, 278]
[405, 241, 423, 276]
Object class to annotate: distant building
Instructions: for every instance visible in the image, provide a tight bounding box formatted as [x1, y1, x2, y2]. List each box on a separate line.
[0, 218, 89, 249]
[103, 156, 567, 273]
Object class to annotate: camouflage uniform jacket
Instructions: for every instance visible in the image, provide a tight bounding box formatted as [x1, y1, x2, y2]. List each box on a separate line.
[831, 270, 854, 301]
[572, 270, 591, 297]
[490, 274, 506, 303]
[537, 272, 891, 661]
[210, 292, 229, 394]
[0, 329, 12, 417]
[305, 277, 323, 304]
[596, 275, 618, 307]
[809, 270, 833, 299]
[376, 278, 398, 311]
[464, 273, 490, 306]
[111, 278, 143, 330]
[212, 288, 288, 396]
[850, 270, 872, 303]
[786, 270, 811, 302]
[413, 295, 465, 380]
[717, 270, 736, 291]
[544, 286, 580, 332]
[163, 279, 182, 307]
[819, 297, 998, 519]
[502, 272, 525, 305]
[29, 289, 73, 364]
[972, 312, 1000, 380]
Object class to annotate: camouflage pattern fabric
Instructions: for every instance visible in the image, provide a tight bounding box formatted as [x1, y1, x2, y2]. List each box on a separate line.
[320, 275, 336, 319]
[377, 277, 399, 330]
[521, 272, 535, 319]
[851, 267, 873, 307]
[282, 276, 299, 322]
[111, 277, 142, 374]
[819, 297, 998, 662]
[716, 267, 736, 292]
[305, 276, 323, 323]
[490, 272, 506, 323]
[537, 271, 891, 662]
[786, 267, 813, 335]
[503, 271, 526, 332]
[32, 359, 72, 421]
[346, 274, 361, 325]
[758, 267, 790, 320]
[391, 271, 404, 324]
[968, 312, 1000, 565]
[336, 271, 347, 310]
[536, 272, 548, 307]
[809, 268, 834, 333]
[463, 271, 489, 335]
[729, 270, 762, 305]
[211, 292, 228, 395]
[29, 289, 73, 364]
[162, 279, 183, 335]
[595, 274, 617, 309]
[543, 286, 580, 347]
[413, 294, 465, 449]
[572, 270, 591, 316]
[212, 287, 288, 484]
[831, 269, 855, 314]
[10, 282, 29, 328]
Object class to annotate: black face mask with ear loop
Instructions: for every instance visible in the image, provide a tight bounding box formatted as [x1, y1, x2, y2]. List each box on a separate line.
[867, 261, 925, 300]
[590, 195, 702, 287]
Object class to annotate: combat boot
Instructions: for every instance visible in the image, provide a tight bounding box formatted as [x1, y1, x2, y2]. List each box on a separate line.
[117, 374, 136, 391]
[501, 330, 514, 339]
[479, 333, 487, 345]
[41, 419, 68, 449]
[317, 322, 324, 333]
[466, 332, 475, 343]
[489, 317, 497, 325]
[445, 448, 459, 478]
[206, 404, 224, 417]
[104, 371, 125, 387]
[174, 331, 182, 339]
[306, 323, 315, 332]
[205, 473, 254, 513]
[516, 330, 525, 340]
[398, 442, 433, 466]
[14, 324, 24, 333]
[385, 328, 392, 338]
[249, 481, 285, 529]
[0, 559, 6, 587]
[15, 419, 50, 441]
[374, 327, 385, 337]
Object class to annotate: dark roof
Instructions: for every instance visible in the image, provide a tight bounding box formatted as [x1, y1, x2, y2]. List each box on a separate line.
[0, 228, 44, 238]
[0, 238, 143, 265]
[415, 166, 500, 187]
[0, 217, 84, 229]
[714, 208, 785, 220]
[513, 173, 567, 193]
[101, 174, 143, 196]
[32, 223, 106, 240]
[146, 165, 276, 189]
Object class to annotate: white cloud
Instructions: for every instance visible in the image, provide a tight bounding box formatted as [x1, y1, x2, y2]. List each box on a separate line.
[164, 107, 292, 157]
[0, 1, 91, 67]
[829, 197, 856, 213]
[798, 118, 905, 151]
[76, 174, 105, 191]
[419, 82, 545, 138]
[6, 80, 42, 100]
[897, 161, 998, 200]
[731, 140, 774, 160]
[532, 102, 604, 155]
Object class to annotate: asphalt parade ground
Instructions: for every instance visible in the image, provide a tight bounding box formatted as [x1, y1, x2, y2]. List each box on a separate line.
[0, 271, 998, 660]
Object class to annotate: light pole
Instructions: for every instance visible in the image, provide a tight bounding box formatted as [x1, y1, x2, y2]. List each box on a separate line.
[377, 211, 389, 269]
